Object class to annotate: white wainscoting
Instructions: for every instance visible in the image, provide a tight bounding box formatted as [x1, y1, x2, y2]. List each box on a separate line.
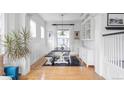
[79, 47, 94, 66]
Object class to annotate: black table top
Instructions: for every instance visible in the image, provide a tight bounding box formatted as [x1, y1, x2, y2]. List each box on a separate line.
[45, 49, 70, 57]
[51, 49, 70, 52]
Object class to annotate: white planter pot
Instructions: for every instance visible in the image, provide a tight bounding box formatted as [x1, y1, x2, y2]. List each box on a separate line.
[17, 57, 30, 75]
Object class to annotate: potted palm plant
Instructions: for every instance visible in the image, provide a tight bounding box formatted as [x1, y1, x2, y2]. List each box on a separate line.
[4, 27, 31, 75]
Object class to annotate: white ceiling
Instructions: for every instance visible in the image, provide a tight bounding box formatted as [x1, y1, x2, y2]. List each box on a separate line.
[40, 13, 82, 22]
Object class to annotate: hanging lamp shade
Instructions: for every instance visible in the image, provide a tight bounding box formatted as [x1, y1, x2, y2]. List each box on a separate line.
[60, 31, 64, 35]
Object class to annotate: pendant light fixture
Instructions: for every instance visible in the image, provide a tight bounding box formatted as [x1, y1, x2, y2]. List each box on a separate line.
[60, 13, 65, 36]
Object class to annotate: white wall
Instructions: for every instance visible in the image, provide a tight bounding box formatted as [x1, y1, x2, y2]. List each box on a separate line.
[94, 14, 104, 76]
[0, 13, 4, 54]
[27, 14, 47, 65]
[4, 13, 21, 65]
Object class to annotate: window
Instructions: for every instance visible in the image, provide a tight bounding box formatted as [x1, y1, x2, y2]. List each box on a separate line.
[57, 30, 69, 48]
[30, 20, 36, 38]
[41, 26, 44, 38]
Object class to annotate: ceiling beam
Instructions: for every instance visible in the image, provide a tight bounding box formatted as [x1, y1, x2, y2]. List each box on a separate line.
[52, 24, 75, 26]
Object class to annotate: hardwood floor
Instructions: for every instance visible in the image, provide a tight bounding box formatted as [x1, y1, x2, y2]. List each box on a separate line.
[20, 57, 104, 80]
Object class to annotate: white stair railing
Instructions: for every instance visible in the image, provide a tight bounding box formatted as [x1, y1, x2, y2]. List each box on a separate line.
[103, 32, 124, 69]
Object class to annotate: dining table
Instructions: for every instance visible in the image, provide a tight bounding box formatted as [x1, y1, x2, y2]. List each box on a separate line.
[45, 47, 71, 65]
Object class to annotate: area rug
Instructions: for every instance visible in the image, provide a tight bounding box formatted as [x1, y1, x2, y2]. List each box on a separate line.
[43, 56, 82, 66]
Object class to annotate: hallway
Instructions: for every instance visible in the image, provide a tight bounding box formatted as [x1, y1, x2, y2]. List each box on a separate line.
[1, 13, 124, 80]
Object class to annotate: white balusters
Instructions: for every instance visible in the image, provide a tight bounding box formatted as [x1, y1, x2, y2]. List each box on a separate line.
[104, 33, 124, 69]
